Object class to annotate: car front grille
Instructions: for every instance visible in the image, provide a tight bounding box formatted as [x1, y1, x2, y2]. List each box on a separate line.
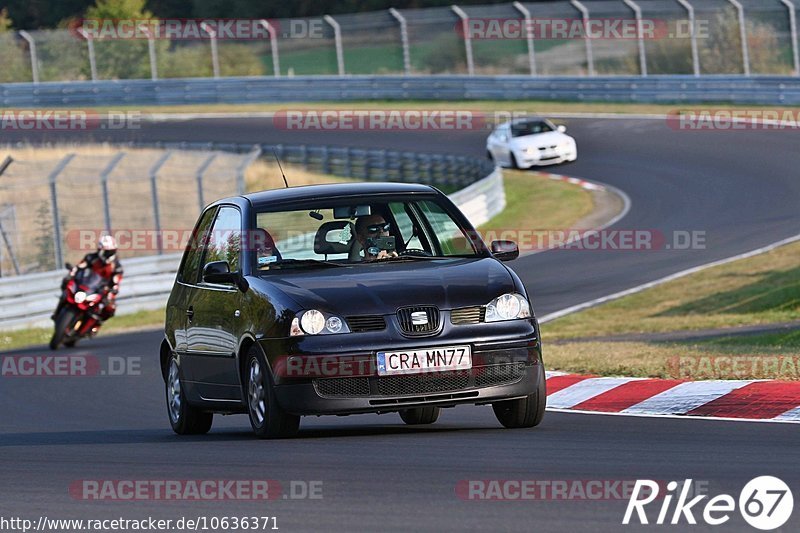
[346, 315, 386, 332]
[377, 371, 471, 396]
[396, 306, 440, 336]
[313, 363, 526, 398]
[314, 377, 371, 397]
[450, 306, 486, 325]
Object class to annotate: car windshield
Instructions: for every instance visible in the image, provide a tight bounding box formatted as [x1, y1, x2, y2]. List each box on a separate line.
[511, 120, 553, 137]
[253, 198, 481, 271]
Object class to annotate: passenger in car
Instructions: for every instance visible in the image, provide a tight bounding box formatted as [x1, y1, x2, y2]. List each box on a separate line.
[252, 228, 280, 269]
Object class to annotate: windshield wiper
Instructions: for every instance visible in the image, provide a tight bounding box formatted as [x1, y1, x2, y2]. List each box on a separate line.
[272, 258, 344, 269]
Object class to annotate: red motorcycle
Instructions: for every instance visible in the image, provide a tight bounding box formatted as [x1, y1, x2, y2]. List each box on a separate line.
[49, 264, 111, 350]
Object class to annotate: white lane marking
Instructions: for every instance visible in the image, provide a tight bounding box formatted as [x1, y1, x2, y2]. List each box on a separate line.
[773, 406, 800, 422]
[621, 380, 752, 415]
[546, 408, 800, 424]
[546, 377, 636, 409]
[545, 370, 568, 379]
[540, 232, 800, 323]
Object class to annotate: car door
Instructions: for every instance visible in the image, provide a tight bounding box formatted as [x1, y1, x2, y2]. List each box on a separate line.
[493, 124, 511, 165]
[170, 206, 217, 359]
[185, 205, 244, 401]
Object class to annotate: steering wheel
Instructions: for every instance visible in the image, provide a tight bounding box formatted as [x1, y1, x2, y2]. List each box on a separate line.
[399, 248, 433, 257]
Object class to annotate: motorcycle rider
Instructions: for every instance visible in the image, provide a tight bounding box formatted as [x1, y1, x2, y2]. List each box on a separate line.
[52, 235, 123, 324]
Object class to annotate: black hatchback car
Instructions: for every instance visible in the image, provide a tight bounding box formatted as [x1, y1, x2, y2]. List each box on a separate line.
[161, 182, 545, 438]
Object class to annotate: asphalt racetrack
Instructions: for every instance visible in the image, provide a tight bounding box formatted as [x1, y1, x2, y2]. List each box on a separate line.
[1, 116, 799, 531]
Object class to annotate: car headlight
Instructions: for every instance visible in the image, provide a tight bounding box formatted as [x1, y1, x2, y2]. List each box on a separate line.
[290, 309, 350, 336]
[74, 291, 86, 304]
[485, 293, 531, 322]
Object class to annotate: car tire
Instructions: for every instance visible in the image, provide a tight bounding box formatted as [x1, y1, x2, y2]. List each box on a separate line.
[492, 368, 546, 429]
[166, 354, 213, 435]
[245, 345, 300, 439]
[49, 308, 76, 351]
[399, 406, 440, 425]
[509, 152, 519, 170]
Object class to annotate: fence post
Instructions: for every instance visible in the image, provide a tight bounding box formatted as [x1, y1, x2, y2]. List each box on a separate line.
[726, 0, 750, 76]
[48, 154, 76, 269]
[236, 147, 262, 195]
[0, 159, 20, 276]
[512, 2, 537, 76]
[200, 22, 221, 78]
[623, 0, 648, 76]
[149, 152, 172, 255]
[451, 5, 474, 75]
[99, 152, 125, 234]
[324, 15, 346, 76]
[140, 25, 158, 80]
[781, 0, 800, 76]
[18, 31, 40, 84]
[389, 8, 411, 75]
[195, 153, 217, 212]
[76, 28, 98, 82]
[258, 20, 281, 77]
[570, 0, 595, 76]
[676, 0, 701, 77]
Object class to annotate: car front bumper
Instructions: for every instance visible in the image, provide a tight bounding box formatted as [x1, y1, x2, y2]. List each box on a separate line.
[258, 318, 542, 416]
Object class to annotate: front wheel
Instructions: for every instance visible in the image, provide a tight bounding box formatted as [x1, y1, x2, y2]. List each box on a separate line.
[245, 345, 300, 439]
[166, 355, 213, 435]
[492, 368, 546, 429]
[49, 308, 76, 350]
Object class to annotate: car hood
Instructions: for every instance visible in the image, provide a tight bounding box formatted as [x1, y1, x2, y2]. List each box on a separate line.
[254, 258, 516, 315]
[512, 131, 570, 148]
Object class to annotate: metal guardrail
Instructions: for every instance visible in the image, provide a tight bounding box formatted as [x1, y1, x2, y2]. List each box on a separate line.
[2, 75, 799, 107]
[0, 151, 503, 331]
[131, 140, 496, 192]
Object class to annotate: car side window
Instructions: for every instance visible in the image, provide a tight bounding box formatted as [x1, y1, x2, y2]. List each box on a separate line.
[418, 201, 476, 256]
[203, 206, 243, 274]
[178, 207, 217, 284]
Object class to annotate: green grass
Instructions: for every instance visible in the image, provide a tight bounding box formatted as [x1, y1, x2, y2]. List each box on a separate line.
[479, 170, 594, 236]
[543, 241, 800, 379]
[0, 308, 165, 352]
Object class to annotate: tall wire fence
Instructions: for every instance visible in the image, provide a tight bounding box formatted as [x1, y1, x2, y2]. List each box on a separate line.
[1, 1, 798, 83]
[0, 148, 253, 276]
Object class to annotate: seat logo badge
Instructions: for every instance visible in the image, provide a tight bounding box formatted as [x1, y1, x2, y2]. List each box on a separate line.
[411, 311, 428, 326]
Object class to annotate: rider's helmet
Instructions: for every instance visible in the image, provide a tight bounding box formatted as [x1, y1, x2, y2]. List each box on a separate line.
[97, 235, 118, 263]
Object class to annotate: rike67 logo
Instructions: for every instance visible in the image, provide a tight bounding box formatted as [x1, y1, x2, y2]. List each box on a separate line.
[623, 477, 793, 530]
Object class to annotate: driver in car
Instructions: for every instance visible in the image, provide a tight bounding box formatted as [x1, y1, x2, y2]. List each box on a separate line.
[355, 214, 399, 261]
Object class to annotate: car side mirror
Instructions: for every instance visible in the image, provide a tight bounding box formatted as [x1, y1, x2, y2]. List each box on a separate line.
[203, 261, 235, 284]
[491, 240, 519, 262]
[203, 261, 249, 291]
[557, 125, 567, 133]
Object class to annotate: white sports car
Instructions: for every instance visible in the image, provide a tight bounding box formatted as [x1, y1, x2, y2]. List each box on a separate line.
[486, 118, 577, 169]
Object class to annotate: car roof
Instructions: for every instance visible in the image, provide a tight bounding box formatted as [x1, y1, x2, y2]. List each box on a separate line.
[212, 182, 439, 210]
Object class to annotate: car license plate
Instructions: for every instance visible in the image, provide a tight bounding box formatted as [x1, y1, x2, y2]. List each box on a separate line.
[376, 345, 472, 376]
